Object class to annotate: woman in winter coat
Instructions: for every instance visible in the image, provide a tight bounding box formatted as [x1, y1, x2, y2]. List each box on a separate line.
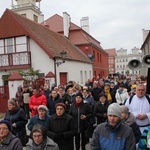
[120, 105, 141, 143]
[94, 92, 111, 125]
[0, 120, 23, 150]
[29, 87, 47, 116]
[68, 92, 92, 150]
[26, 124, 59, 150]
[47, 103, 76, 150]
[4, 98, 28, 146]
[47, 89, 64, 115]
[115, 84, 129, 105]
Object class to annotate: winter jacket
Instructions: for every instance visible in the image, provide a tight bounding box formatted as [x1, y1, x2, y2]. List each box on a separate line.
[83, 94, 95, 110]
[27, 114, 50, 131]
[138, 126, 150, 150]
[68, 102, 92, 133]
[91, 87, 102, 102]
[122, 112, 141, 143]
[4, 107, 27, 137]
[29, 94, 47, 116]
[115, 88, 129, 104]
[94, 100, 110, 124]
[47, 95, 63, 115]
[0, 132, 23, 150]
[26, 137, 59, 150]
[47, 113, 76, 150]
[91, 121, 136, 150]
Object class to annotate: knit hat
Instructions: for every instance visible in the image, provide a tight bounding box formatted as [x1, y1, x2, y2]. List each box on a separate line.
[120, 105, 129, 114]
[0, 120, 11, 131]
[99, 92, 107, 98]
[55, 103, 67, 110]
[107, 103, 121, 118]
[38, 105, 48, 112]
[8, 98, 17, 106]
[75, 92, 83, 99]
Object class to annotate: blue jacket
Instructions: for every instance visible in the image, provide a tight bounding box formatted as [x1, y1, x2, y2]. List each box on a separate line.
[28, 114, 50, 131]
[91, 121, 136, 150]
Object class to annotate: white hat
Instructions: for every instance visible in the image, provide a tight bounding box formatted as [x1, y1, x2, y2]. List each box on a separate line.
[38, 105, 48, 112]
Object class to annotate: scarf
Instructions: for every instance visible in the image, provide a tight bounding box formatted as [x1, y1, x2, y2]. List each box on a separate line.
[32, 138, 47, 150]
[75, 101, 82, 108]
[104, 89, 112, 102]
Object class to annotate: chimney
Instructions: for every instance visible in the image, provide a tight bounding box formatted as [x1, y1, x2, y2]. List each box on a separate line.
[81, 17, 89, 34]
[63, 12, 71, 38]
[142, 29, 150, 42]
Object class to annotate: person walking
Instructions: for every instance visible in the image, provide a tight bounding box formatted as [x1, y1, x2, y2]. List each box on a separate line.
[91, 103, 136, 150]
[4, 98, 28, 147]
[26, 124, 59, 150]
[29, 87, 47, 116]
[69, 92, 92, 150]
[0, 120, 23, 150]
[125, 84, 150, 133]
[47, 103, 76, 150]
[28, 105, 50, 131]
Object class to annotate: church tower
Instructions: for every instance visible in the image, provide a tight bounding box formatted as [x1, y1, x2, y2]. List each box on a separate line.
[11, 0, 44, 23]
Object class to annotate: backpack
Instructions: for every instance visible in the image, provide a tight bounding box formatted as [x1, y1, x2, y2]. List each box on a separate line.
[129, 95, 150, 104]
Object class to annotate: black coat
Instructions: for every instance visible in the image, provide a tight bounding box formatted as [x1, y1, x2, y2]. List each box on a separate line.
[94, 101, 110, 125]
[4, 108, 27, 136]
[47, 113, 76, 150]
[47, 95, 63, 115]
[68, 102, 92, 133]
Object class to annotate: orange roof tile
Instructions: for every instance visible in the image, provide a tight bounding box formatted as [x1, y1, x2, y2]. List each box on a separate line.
[0, 9, 92, 64]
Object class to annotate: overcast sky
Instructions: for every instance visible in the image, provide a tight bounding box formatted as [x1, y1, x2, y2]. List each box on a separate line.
[0, 0, 150, 53]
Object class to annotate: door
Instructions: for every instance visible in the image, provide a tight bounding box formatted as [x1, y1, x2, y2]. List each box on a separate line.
[59, 73, 67, 85]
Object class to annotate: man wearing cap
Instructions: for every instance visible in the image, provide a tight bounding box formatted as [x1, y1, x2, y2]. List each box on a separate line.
[47, 103, 76, 150]
[28, 105, 50, 131]
[0, 120, 23, 150]
[91, 103, 136, 150]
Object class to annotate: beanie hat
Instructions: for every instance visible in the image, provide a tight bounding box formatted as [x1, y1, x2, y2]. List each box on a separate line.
[107, 103, 121, 118]
[120, 105, 129, 114]
[38, 105, 48, 112]
[75, 92, 83, 99]
[55, 103, 67, 110]
[0, 120, 11, 131]
[8, 98, 17, 106]
[99, 92, 107, 98]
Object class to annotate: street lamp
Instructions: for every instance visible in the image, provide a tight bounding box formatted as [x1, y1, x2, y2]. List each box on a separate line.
[55, 50, 67, 66]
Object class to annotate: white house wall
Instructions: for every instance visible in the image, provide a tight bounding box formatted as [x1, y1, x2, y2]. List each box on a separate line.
[56, 60, 93, 86]
[30, 39, 54, 75]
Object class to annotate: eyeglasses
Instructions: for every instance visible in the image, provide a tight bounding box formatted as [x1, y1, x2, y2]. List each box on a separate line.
[0, 127, 8, 131]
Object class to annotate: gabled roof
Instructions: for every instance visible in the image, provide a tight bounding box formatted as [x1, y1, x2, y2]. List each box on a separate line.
[41, 14, 103, 49]
[41, 14, 80, 32]
[105, 48, 117, 56]
[8, 72, 24, 81]
[0, 9, 92, 64]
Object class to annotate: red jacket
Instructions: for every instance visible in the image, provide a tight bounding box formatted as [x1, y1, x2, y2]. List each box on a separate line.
[29, 94, 47, 116]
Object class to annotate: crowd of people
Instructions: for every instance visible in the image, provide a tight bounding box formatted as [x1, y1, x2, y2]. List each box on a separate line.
[0, 74, 150, 150]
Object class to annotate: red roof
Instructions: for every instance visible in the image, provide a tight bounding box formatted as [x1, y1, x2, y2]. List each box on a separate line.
[0, 9, 92, 64]
[105, 48, 117, 56]
[45, 71, 55, 78]
[41, 14, 103, 49]
[8, 72, 24, 81]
